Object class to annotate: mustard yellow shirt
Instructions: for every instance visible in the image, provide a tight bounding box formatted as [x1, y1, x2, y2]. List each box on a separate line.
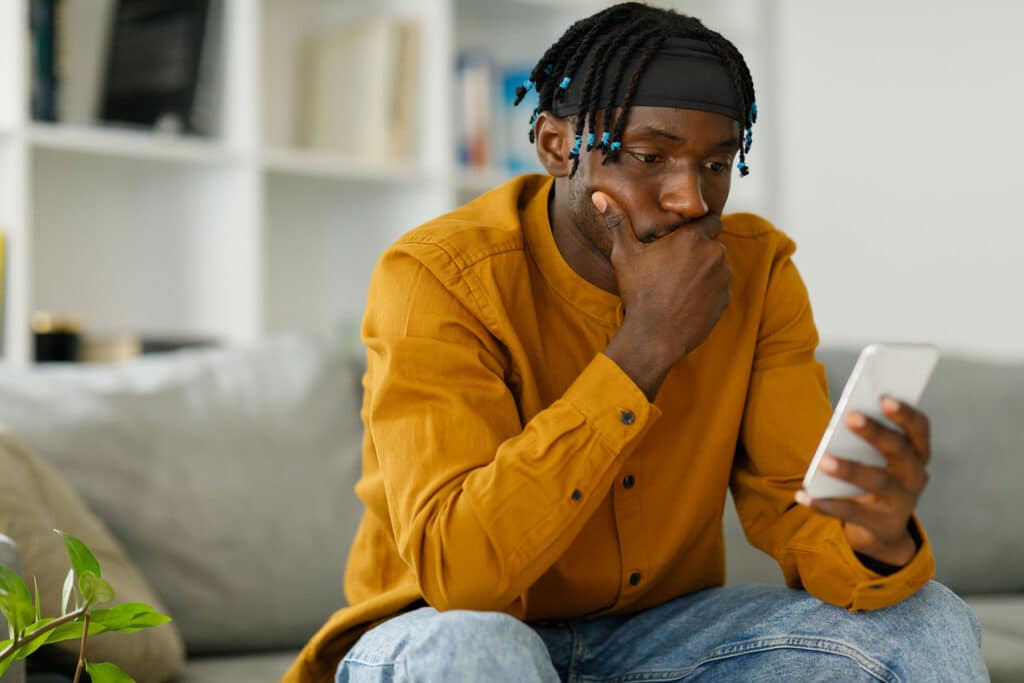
[285, 174, 934, 682]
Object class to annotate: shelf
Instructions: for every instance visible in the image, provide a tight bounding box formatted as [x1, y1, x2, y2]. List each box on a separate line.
[27, 123, 236, 166]
[262, 146, 435, 185]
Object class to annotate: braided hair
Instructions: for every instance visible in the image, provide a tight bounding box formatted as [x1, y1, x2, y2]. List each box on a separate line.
[514, 2, 757, 178]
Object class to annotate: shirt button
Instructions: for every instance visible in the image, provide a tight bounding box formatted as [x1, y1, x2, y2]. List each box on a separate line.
[571, 489, 583, 502]
[629, 572, 642, 586]
[620, 409, 636, 425]
[622, 474, 636, 489]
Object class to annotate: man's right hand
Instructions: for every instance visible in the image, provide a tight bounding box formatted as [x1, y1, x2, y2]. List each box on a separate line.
[594, 191, 732, 401]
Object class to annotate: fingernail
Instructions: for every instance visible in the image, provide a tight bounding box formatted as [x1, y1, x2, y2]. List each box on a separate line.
[591, 192, 608, 214]
[847, 413, 867, 429]
[882, 396, 900, 412]
[820, 455, 838, 473]
[795, 491, 812, 506]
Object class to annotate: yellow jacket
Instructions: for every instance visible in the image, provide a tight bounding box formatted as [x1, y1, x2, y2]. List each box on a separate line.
[284, 174, 934, 682]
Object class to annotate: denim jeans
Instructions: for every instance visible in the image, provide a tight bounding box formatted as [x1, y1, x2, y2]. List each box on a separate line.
[336, 582, 986, 682]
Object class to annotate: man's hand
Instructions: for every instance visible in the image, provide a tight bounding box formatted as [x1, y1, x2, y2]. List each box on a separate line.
[595, 191, 732, 400]
[796, 396, 931, 568]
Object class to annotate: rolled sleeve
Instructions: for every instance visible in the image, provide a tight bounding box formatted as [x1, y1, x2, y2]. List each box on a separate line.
[732, 233, 936, 612]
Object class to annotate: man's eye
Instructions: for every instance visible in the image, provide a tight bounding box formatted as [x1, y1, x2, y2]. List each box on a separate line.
[629, 152, 663, 164]
[705, 160, 731, 174]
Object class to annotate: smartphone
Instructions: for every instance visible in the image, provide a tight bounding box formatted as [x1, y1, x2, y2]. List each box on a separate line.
[802, 343, 940, 499]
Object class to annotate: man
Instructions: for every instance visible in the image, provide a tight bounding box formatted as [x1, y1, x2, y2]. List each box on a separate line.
[286, 3, 985, 681]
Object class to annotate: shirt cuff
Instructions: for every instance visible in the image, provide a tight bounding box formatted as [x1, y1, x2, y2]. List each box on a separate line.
[562, 353, 662, 455]
[844, 516, 935, 611]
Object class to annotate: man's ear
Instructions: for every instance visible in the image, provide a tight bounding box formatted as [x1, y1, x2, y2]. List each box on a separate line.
[534, 112, 573, 177]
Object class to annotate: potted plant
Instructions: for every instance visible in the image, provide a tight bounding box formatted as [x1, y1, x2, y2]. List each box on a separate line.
[1, 531, 170, 682]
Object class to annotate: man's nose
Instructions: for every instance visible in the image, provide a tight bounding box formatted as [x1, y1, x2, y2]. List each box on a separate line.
[659, 170, 708, 220]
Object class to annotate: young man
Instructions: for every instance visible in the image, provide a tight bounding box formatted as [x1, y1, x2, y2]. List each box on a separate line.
[286, 4, 985, 681]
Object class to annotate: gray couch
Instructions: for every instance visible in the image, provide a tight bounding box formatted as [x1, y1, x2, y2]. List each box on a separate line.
[0, 337, 1020, 682]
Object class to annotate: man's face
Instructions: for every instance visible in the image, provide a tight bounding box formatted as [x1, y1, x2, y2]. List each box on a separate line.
[560, 106, 741, 257]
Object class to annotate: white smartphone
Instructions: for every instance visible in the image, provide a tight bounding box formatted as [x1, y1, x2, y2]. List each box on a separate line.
[802, 343, 940, 499]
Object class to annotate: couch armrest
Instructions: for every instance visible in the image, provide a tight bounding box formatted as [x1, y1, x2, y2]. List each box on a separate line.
[0, 534, 27, 683]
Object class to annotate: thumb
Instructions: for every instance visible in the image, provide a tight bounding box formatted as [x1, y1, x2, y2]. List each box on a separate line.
[592, 191, 640, 252]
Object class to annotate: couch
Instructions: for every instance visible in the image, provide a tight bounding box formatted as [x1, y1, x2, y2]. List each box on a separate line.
[0, 335, 1019, 682]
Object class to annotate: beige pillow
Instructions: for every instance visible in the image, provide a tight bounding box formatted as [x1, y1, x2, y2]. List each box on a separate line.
[0, 430, 185, 683]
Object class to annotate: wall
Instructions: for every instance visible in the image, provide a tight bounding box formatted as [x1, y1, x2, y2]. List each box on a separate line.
[771, 0, 1024, 360]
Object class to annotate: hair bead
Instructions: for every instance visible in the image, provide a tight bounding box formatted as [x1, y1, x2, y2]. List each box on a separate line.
[570, 134, 582, 158]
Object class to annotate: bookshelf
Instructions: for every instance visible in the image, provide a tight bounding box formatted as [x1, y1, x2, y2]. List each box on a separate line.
[0, 0, 773, 365]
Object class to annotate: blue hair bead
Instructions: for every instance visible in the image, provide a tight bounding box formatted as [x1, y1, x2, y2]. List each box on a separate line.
[522, 79, 533, 92]
[570, 134, 582, 158]
[544, 63, 554, 75]
[600, 132, 611, 147]
[609, 141, 621, 153]
[749, 102, 758, 125]
[586, 133, 595, 149]
[559, 76, 572, 90]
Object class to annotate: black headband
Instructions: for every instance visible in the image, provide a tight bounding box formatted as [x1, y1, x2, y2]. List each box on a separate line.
[552, 37, 743, 123]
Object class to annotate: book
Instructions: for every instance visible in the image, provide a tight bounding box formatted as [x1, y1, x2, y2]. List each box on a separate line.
[30, 0, 59, 122]
[299, 17, 421, 161]
[55, 0, 115, 125]
[455, 51, 494, 169]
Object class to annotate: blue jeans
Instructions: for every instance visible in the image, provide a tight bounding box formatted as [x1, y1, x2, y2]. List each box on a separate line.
[336, 582, 986, 682]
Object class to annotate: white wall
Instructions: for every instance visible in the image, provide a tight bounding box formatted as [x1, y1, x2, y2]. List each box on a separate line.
[772, 0, 1024, 360]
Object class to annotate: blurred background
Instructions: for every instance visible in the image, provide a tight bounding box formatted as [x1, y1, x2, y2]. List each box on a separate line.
[0, 0, 1021, 366]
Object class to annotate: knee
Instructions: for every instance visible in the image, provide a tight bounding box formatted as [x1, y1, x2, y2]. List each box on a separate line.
[868, 581, 986, 680]
[905, 581, 982, 646]
[400, 609, 554, 679]
[422, 609, 545, 653]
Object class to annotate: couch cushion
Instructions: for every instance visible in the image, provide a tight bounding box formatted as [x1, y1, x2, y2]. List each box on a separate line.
[180, 651, 299, 683]
[0, 334, 366, 655]
[0, 432, 185, 682]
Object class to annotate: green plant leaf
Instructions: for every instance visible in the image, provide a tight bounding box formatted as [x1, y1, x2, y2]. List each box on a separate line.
[89, 603, 171, 633]
[0, 655, 11, 678]
[79, 573, 116, 606]
[32, 576, 41, 622]
[0, 564, 34, 635]
[55, 530, 101, 578]
[61, 568, 76, 615]
[42, 617, 106, 646]
[85, 660, 136, 683]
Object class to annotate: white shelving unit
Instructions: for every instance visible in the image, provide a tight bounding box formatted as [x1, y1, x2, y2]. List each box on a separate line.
[0, 0, 773, 365]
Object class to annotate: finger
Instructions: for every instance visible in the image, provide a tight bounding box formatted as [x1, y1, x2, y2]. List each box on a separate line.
[795, 490, 875, 527]
[845, 412, 918, 467]
[818, 454, 893, 496]
[689, 213, 725, 241]
[592, 192, 641, 253]
[881, 396, 931, 464]
[844, 414, 930, 493]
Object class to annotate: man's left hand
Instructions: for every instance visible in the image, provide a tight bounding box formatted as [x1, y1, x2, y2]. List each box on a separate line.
[796, 396, 930, 568]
